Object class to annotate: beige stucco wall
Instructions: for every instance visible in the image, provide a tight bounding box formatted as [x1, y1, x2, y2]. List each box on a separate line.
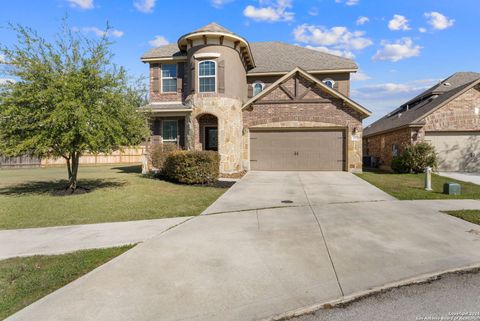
[187, 45, 248, 102]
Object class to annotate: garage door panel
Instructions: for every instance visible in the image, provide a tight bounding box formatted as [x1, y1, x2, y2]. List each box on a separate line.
[250, 130, 345, 171]
[425, 132, 480, 172]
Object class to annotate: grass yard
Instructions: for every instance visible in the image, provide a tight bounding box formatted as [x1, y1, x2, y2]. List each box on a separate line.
[444, 210, 480, 225]
[0, 165, 227, 229]
[355, 170, 480, 200]
[0, 245, 134, 320]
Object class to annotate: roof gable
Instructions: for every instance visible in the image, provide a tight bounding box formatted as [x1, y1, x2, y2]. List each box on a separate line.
[364, 73, 480, 137]
[242, 67, 371, 117]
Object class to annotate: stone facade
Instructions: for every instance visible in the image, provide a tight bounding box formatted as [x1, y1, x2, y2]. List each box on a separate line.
[185, 95, 243, 173]
[420, 84, 480, 134]
[364, 84, 480, 169]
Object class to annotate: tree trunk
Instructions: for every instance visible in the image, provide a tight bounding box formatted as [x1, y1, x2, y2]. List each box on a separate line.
[66, 152, 80, 192]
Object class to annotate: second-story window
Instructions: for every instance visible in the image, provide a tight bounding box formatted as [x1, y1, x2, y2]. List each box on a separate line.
[161, 64, 177, 93]
[198, 60, 216, 93]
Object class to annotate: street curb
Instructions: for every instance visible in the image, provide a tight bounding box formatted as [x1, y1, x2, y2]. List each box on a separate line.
[258, 263, 480, 321]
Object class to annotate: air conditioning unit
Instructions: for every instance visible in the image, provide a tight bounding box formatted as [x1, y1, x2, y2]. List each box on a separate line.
[363, 156, 379, 168]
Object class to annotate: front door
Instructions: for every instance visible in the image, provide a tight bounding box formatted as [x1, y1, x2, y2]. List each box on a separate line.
[204, 127, 218, 151]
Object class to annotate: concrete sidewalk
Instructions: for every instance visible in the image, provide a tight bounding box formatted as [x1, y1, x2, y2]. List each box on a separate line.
[0, 217, 191, 259]
[7, 199, 480, 321]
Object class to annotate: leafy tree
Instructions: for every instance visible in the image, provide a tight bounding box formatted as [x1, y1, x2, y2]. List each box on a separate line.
[0, 21, 149, 192]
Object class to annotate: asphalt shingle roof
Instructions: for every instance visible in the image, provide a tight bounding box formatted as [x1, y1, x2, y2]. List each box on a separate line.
[248, 42, 357, 73]
[364, 72, 480, 137]
[141, 41, 357, 73]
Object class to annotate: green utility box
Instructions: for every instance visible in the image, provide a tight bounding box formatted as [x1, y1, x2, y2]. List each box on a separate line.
[443, 183, 461, 195]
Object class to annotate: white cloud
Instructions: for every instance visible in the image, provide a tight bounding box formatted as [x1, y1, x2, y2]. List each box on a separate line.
[148, 35, 169, 47]
[425, 12, 455, 30]
[373, 37, 421, 62]
[308, 7, 319, 16]
[0, 78, 16, 85]
[0, 54, 5, 64]
[388, 14, 411, 31]
[419, 27, 427, 33]
[67, 0, 93, 9]
[356, 16, 369, 25]
[335, 0, 359, 6]
[351, 70, 370, 81]
[134, 0, 156, 13]
[81, 27, 124, 38]
[243, 0, 294, 22]
[306, 45, 355, 59]
[294, 24, 373, 59]
[211, 0, 233, 8]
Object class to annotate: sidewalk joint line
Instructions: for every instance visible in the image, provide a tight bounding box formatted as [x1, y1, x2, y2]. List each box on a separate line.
[297, 173, 345, 297]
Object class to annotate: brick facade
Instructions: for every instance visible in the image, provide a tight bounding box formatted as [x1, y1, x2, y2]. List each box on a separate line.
[149, 63, 185, 103]
[243, 74, 365, 172]
[363, 128, 413, 168]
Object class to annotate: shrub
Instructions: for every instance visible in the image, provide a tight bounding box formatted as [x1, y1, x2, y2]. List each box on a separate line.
[391, 156, 408, 173]
[163, 150, 220, 184]
[397, 142, 437, 174]
[149, 143, 178, 171]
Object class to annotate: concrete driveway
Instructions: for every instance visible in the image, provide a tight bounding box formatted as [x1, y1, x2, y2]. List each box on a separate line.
[439, 172, 480, 185]
[203, 171, 395, 214]
[8, 172, 480, 321]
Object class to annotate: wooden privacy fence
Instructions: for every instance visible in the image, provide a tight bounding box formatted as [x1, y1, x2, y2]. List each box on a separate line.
[42, 148, 146, 166]
[0, 155, 41, 168]
[0, 147, 146, 168]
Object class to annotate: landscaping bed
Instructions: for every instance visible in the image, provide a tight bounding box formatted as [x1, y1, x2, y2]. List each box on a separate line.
[355, 170, 480, 200]
[0, 245, 134, 320]
[0, 165, 227, 229]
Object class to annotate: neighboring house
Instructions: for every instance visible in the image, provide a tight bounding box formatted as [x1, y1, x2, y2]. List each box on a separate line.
[363, 72, 480, 172]
[140, 23, 371, 173]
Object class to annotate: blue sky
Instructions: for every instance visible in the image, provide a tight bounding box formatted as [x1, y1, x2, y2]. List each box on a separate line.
[0, 0, 478, 124]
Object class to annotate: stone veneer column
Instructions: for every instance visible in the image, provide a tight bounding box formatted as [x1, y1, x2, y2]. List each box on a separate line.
[187, 95, 244, 173]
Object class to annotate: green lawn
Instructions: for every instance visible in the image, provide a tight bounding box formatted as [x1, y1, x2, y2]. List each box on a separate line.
[444, 210, 480, 225]
[355, 170, 480, 200]
[0, 245, 134, 320]
[0, 165, 227, 229]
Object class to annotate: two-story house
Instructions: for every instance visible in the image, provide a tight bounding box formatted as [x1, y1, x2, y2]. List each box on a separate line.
[140, 23, 371, 174]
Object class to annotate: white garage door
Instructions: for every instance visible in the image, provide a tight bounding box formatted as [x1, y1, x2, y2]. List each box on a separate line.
[425, 131, 480, 172]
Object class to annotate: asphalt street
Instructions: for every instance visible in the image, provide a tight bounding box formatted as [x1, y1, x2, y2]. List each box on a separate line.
[294, 270, 480, 321]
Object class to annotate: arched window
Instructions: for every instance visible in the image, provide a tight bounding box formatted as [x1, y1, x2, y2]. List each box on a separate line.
[198, 60, 216, 93]
[253, 82, 264, 96]
[323, 78, 335, 89]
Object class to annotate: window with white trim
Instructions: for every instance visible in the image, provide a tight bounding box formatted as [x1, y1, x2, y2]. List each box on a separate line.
[162, 120, 178, 141]
[253, 82, 264, 96]
[161, 64, 177, 93]
[198, 60, 216, 93]
[323, 78, 335, 89]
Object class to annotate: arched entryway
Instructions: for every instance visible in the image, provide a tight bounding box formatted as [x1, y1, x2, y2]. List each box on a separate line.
[197, 114, 218, 151]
